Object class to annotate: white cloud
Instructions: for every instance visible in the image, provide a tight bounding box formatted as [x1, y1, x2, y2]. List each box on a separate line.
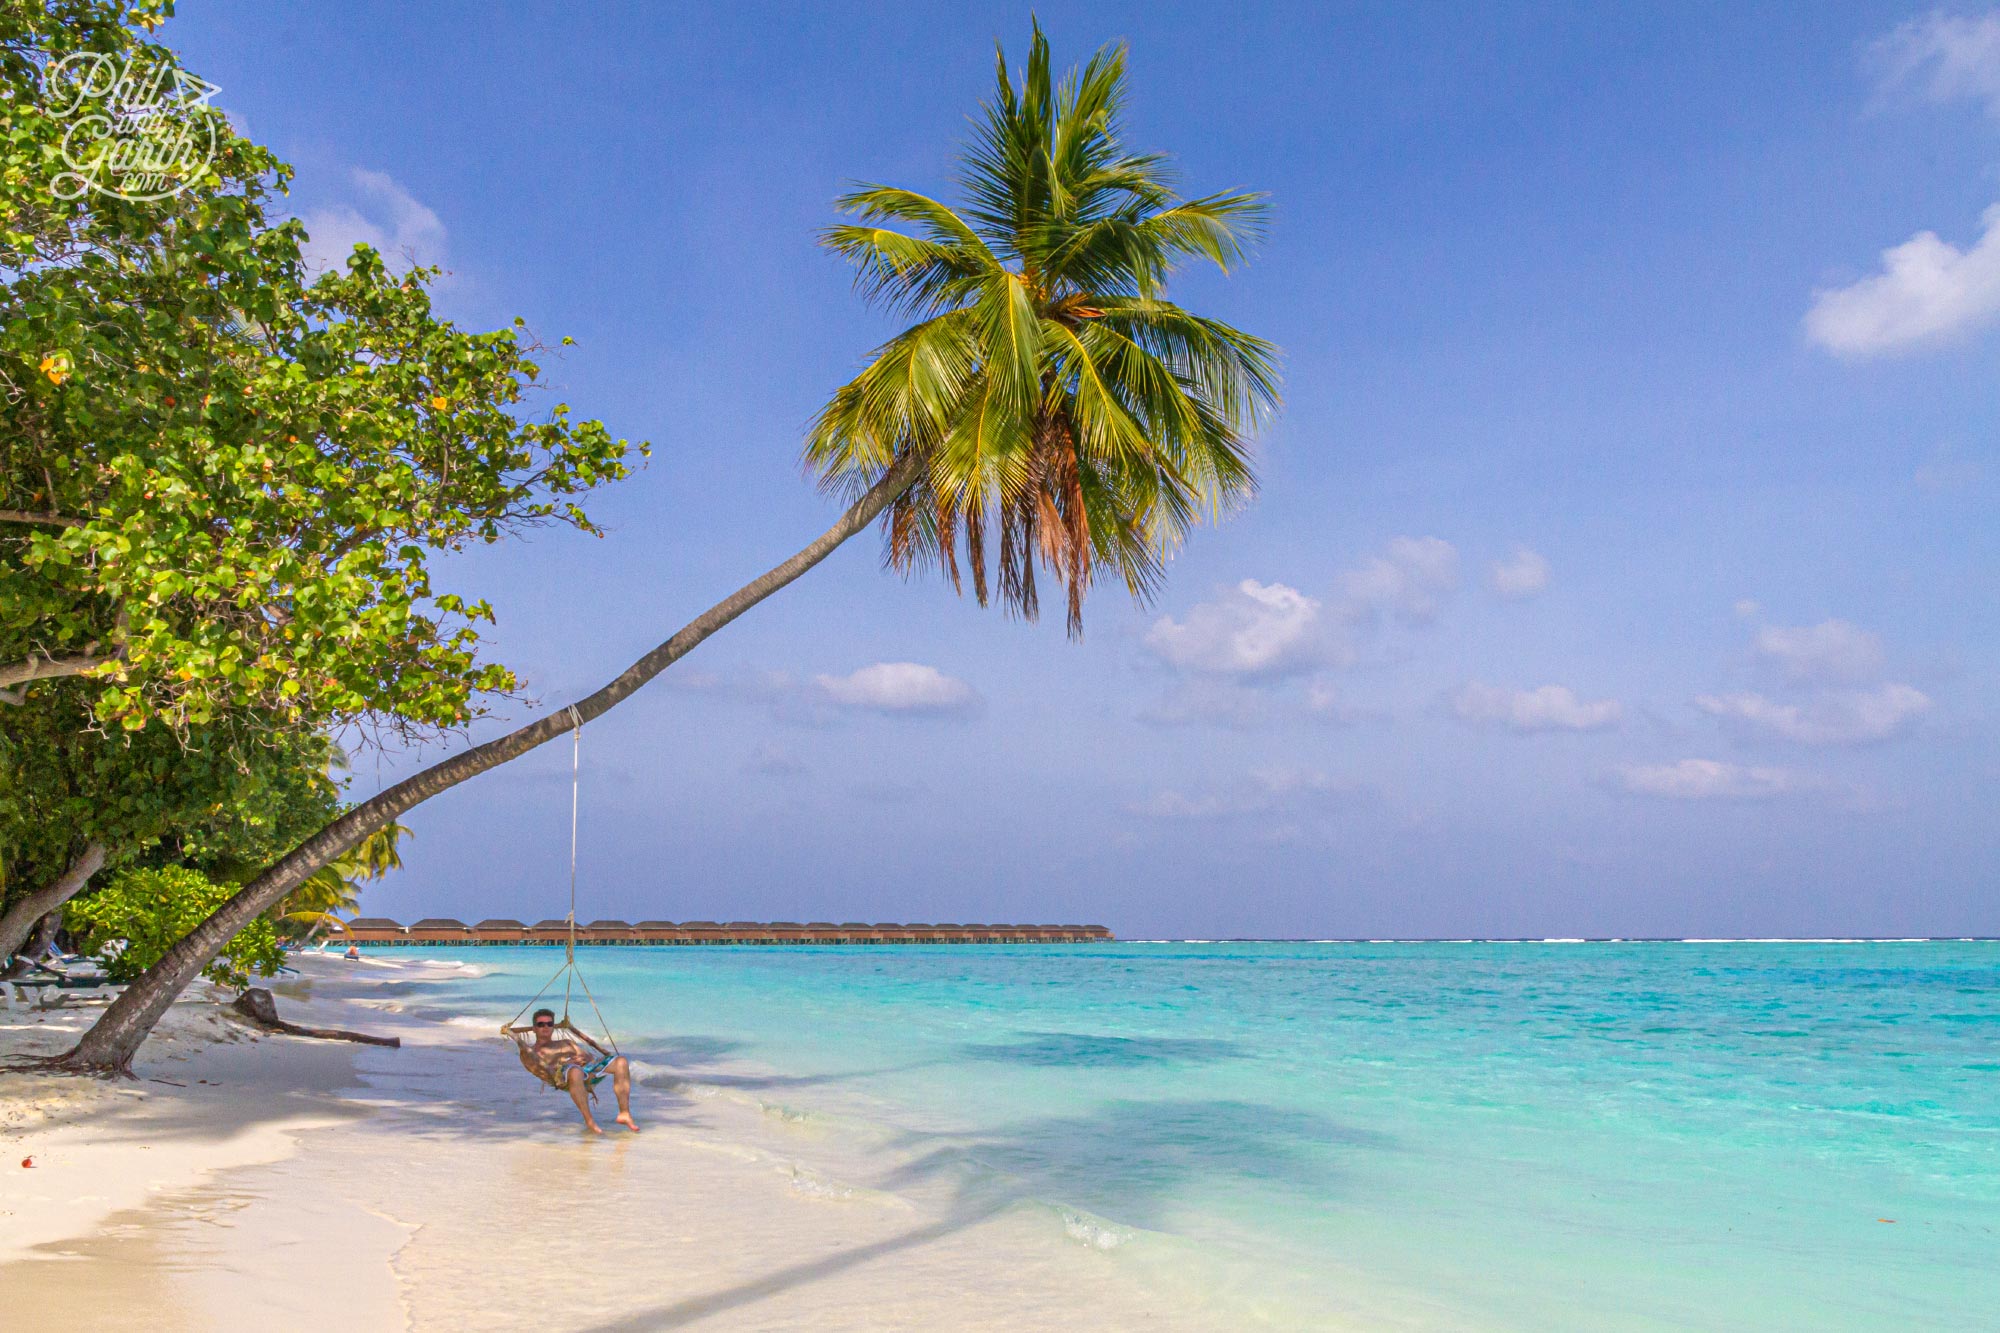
[1870, 11, 2000, 117]
[1138, 679, 1272, 729]
[1144, 579, 1334, 678]
[1804, 203, 2000, 356]
[1616, 758, 1815, 801]
[1487, 546, 1551, 600]
[682, 661, 978, 723]
[1753, 619, 1886, 684]
[1144, 538, 1459, 688]
[1336, 536, 1459, 622]
[1693, 683, 1930, 746]
[1914, 442, 1985, 493]
[1140, 538, 1458, 727]
[1733, 599, 1762, 619]
[812, 662, 980, 716]
[1140, 675, 1361, 730]
[301, 168, 448, 274]
[1125, 768, 1354, 827]
[1125, 788, 1247, 821]
[1451, 682, 1622, 733]
[1302, 678, 1361, 724]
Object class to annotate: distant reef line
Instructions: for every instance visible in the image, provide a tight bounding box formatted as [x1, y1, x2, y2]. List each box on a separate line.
[333, 918, 1114, 945]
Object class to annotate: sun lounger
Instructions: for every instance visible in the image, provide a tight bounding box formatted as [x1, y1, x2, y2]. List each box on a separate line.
[2, 958, 116, 1007]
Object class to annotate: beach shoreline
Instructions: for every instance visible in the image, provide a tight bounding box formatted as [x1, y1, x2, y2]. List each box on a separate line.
[0, 953, 1283, 1332]
[4, 941, 1993, 1331]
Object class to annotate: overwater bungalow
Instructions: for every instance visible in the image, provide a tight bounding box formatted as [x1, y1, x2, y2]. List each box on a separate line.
[527, 918, 577, 944]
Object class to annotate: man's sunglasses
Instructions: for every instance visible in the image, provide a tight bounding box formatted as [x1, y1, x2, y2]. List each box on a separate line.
[533, 1018, 554, 1027]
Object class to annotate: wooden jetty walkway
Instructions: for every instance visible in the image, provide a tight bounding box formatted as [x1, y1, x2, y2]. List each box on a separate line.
[330, 918, 1114, 946]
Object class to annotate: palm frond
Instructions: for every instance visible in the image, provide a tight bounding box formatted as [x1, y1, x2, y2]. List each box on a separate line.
[803, 23, 1281, 637]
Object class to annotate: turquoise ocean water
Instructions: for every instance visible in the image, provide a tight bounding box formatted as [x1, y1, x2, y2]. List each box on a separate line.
[386, 941, 1998, 1329]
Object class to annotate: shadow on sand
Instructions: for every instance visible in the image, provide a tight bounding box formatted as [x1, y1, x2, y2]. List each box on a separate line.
[578, 1094, 1390, 1330]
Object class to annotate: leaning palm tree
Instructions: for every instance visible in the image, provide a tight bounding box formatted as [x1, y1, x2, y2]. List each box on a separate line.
[45, 24, 1280, 1074]
[811, 27, 1276, 634]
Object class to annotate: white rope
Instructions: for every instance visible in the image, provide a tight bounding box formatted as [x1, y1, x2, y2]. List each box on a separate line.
[568, 708, 580, 924]
[565, 705, 581, 1010]
[502, 702, 619, 1056]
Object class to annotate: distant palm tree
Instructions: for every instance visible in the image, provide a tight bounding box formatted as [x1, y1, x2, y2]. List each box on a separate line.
[274, 823, 407, 941]
[53, 24, 1281, 1073]
[811, 23, 1278, 634]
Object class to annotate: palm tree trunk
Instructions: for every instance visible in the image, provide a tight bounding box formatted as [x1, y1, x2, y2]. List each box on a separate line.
[47, 455, 921, 1075]
[0, 843, 107, 972]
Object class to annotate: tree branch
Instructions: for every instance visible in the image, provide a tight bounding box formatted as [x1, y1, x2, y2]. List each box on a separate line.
[0, 653, 114, 689]
[229, 988, 400, 1047]
[0, 510, 84, 528]
[0, 843, 107, 969]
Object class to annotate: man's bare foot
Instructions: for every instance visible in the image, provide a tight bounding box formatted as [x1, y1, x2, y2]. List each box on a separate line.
[616, 1111, 639, 1133]
[583, 1119, 604, 1135]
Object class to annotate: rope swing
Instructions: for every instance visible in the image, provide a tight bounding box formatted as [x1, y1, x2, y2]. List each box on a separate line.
[503, 706, 621, 1093]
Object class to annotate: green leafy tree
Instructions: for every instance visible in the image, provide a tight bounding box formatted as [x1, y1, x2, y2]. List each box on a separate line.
[4, 1, 631, 992]
[53, 21, 1280, 1074]
[65, 864, 283, 988]
[1, 0, 638, 735]
[0, 681, 343, 962]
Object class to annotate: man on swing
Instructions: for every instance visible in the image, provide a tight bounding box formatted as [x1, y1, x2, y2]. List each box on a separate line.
[521, 1008, 639, 1134]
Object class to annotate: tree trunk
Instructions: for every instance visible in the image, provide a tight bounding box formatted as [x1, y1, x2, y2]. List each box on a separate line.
[229, 987, 400, 1047]
[24, 909, 64, 960]
[49, 455, 921, 1075]
[0, 843, 106, 970]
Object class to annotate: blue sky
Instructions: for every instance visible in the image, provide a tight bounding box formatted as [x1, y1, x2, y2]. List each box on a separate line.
[171, 2, 1994, 937]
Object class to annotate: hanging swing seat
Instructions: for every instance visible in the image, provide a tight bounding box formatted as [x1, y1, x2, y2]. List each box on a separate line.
[506, 1016, 615, 1095]
[504, 934, 623, 1100]
[500, 709, 622, 1101]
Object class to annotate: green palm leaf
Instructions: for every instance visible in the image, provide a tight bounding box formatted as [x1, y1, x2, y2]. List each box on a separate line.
[804, 20, 1280, 636]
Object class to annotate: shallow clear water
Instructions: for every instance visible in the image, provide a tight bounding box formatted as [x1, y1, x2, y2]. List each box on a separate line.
[387, 941, 2000, 1329]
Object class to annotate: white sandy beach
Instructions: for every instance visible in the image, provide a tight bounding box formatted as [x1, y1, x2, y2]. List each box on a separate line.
[0, 954, 1268, 1332]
